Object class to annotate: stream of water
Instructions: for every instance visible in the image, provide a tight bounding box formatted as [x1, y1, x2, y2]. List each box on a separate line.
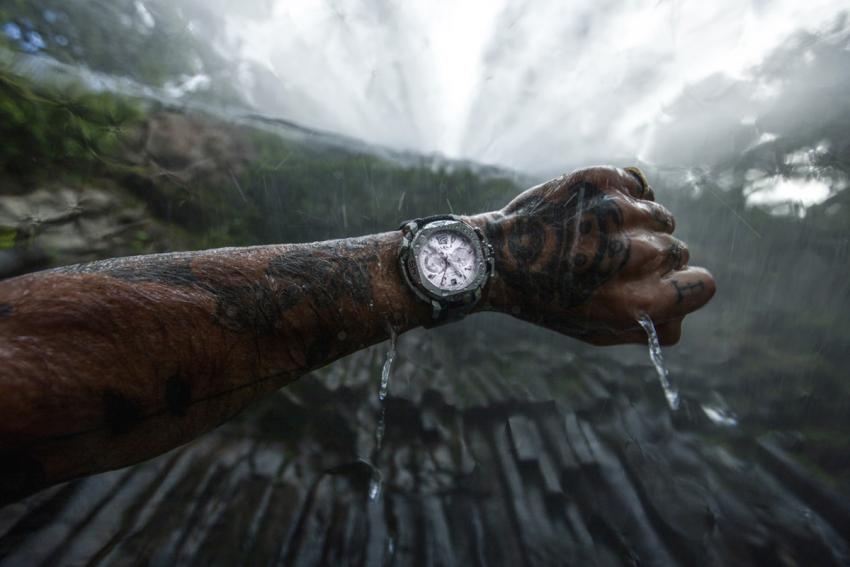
[368, 328, 398, 501]
[637, 314, 680, 411]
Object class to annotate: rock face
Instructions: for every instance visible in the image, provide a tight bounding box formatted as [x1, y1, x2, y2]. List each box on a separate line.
[0, 108, 259, 279]
[1, 323, 849, 566]
[0, 186, 151, 277]
[137, 111, 256, 188]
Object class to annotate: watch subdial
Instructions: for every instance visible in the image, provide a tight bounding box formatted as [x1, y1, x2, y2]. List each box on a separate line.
[423, 252, 445, 273]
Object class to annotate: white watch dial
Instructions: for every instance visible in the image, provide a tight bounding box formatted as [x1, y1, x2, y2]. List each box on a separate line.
[417, 230, 478, 291]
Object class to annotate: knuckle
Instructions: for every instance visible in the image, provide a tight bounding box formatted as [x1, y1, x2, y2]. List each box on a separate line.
[623, 166, 653, 199]
[568, 165, 620, 190]
[647, 202, 675, 232]
[669, 237, 690, 267]
[680, 242, 690, 265]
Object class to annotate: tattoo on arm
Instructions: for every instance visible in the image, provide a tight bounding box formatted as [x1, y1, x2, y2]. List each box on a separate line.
[51, 239, 383, 370]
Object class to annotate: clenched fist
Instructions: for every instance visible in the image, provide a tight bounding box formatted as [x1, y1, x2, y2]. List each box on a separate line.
[468, 166, 716, 345]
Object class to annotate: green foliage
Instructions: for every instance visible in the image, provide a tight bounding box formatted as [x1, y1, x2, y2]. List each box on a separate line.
[0, 227, 15, 248]
[0, 0, 228, 88]
[237, 131, 519, 244]
[0, 69, 143, 184]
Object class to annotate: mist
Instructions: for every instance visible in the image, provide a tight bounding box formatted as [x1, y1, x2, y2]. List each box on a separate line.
[218, 0, 849, 178]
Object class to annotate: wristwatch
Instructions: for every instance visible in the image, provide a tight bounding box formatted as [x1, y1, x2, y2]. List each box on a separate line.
[398, 214, 495, 327]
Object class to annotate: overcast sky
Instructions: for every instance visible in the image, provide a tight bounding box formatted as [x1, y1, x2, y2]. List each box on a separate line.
[225, 0, 847, 174]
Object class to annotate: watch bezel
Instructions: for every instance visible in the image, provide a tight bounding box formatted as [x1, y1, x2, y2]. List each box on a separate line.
[402, 219, 490, 304]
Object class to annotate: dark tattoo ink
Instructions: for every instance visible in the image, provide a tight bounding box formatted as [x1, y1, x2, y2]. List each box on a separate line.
[165, 374, 192, 416]
[52, 238, 380, 375]
[670, 279, 705, 304]
[651, 205, 675, 232]
[489, 180, 631, 309]
[213, 280, 298, 334]
[506, 216, 546, 266]
[259, 241, 379, 367]
[55, 254, 199, 286]
[103, 390, 142, 434]
[666, 242, 685, 273]
[0, 303, 12, 318]
[267, 247, 374, 307]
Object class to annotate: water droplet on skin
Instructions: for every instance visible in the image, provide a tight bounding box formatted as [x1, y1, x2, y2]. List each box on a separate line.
[637, 314, 680, 411]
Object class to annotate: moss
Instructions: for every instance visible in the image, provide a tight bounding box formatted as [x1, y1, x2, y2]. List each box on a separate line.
[0, 68, 144, 186]
[0, 227, 15, 249]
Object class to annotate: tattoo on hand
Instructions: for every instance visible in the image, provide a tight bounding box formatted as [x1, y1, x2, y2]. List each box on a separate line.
[670, 279, 705, 304]
[485, 180, 631, 309]
[652, 205, 675, 232]
[55, 254, 199, 286]
[666, 242, 685, 273]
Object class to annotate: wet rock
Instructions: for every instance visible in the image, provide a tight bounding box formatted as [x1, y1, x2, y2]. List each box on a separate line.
[139, 112, 255, 187]
[0, 185, 174, 275]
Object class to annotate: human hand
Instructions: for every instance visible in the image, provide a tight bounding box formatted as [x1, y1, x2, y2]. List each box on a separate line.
[468, 166, 716, 345]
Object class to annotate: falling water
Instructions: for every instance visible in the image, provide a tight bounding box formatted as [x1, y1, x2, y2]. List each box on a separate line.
[637, 314, 680, 411]
[368, 328, 398, 501]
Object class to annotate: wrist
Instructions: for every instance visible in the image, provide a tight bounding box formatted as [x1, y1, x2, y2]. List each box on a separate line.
[372, 230, 434, 331]
[462, 212, 513, 314]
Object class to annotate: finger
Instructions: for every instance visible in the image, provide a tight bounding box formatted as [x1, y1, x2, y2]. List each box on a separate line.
[655, 318, 683, 346]
[620, 233, 690, 277]
[568, 166, 653, 201]
[655, 267, 716, 320]
[622, 166, 656, 202]
[607, 193, 675, 237]
[582, 317, 683, 347]
[659, 238, 690, 274]
[630, 200, 676, 234]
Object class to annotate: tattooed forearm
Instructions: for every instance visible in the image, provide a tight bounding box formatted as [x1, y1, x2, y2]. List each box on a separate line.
[651, 203, 675, 233]
[0, 232, 429, 502]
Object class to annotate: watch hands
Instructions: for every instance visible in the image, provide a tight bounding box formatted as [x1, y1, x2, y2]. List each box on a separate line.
[446, 258, 465, 279]
[426, 242, 469, 287]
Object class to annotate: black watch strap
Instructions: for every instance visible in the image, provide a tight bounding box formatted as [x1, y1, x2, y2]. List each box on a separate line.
[398, 214, 494, 328]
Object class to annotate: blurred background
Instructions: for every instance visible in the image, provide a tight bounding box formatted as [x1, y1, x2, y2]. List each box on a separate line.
[1, 1, 849, 565]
